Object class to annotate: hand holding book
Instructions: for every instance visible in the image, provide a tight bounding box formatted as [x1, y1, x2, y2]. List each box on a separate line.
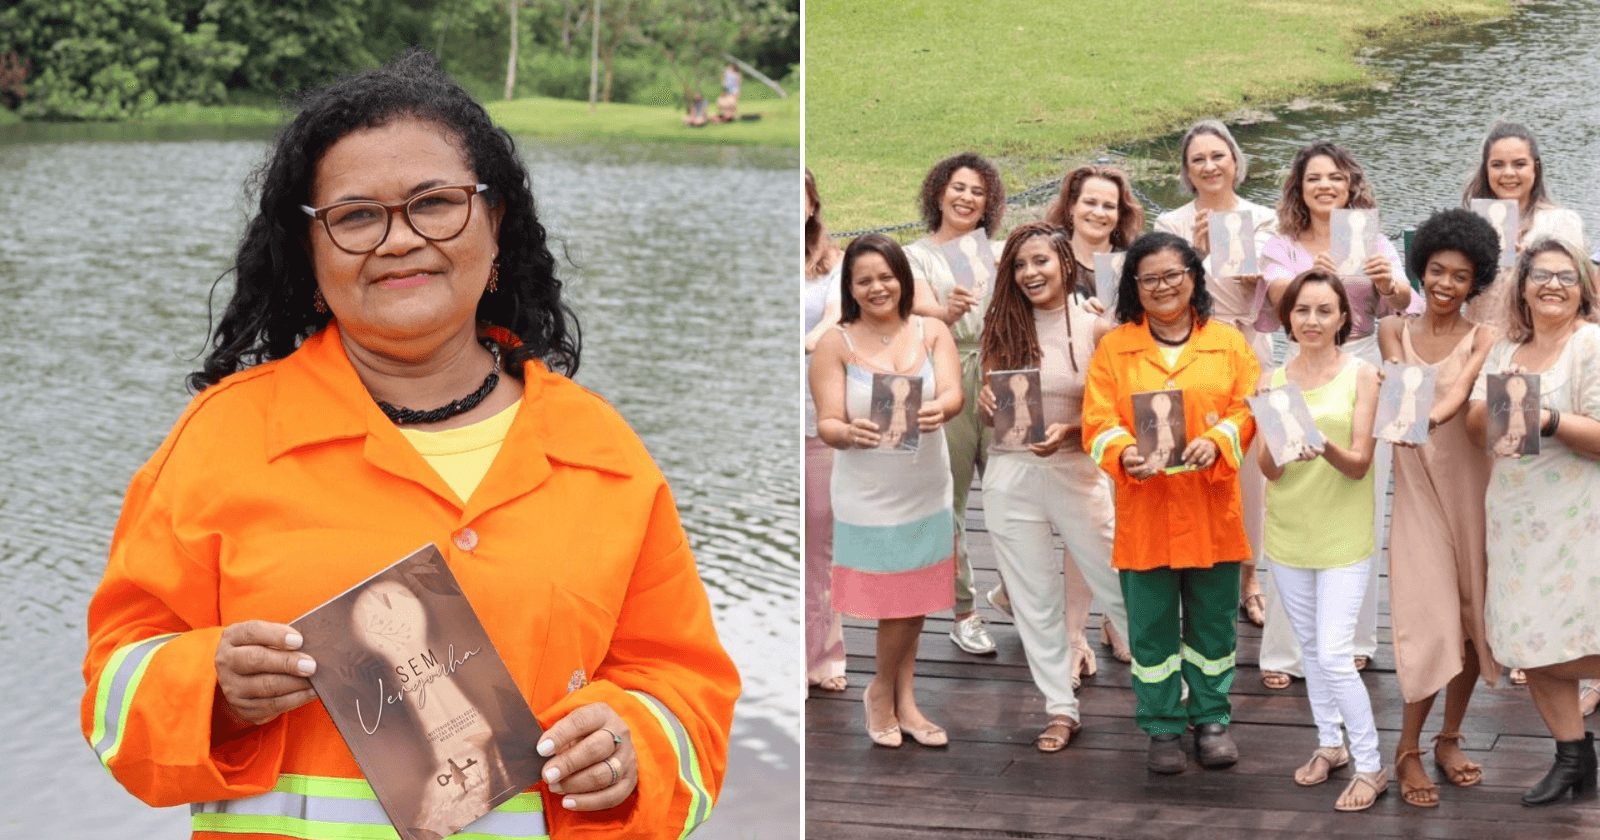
[214, 620, 319, 729]
[537, 703, 639, 811]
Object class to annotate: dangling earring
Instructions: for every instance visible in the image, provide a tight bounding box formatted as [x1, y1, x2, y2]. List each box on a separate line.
[313, 289, 328, 314]
[486, 260, 500, 294]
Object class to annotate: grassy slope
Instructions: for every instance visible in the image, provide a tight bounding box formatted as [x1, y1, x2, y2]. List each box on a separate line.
[118, 88, 798, 148]
[806, 0, 1508, 231]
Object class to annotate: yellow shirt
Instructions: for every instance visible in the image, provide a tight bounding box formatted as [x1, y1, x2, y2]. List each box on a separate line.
[399, 399, 521, 503]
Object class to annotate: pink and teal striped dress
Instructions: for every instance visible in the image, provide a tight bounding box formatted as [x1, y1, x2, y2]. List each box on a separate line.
[830, 318, 957, 619]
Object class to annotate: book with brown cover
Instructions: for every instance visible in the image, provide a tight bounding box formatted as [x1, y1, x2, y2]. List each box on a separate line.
[292, 544, 545, 840]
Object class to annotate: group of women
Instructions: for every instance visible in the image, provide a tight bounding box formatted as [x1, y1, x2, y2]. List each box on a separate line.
[805, 118, 1600, 812]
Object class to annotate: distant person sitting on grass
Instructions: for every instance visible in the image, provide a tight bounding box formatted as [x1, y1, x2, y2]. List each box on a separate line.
[683, 91, 708, 127]
[715, 62, 741, 122]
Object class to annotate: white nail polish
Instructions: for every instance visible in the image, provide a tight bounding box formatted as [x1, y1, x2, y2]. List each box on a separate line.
[562, 797, 577, 810]
[543, 766, 561, 784]
[284, 632, 303, 649]
[297, 657, 316, 676]
[537, 739, 554, 756]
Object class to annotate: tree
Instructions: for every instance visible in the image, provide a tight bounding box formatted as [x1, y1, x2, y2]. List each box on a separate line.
[0, 0, 244, 119]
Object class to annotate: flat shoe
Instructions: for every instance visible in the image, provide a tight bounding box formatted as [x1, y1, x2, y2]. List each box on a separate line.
[985, 583, 1014, 618]
[1295, 745, 1351, 786]
[1353, 655, 1371, 672]
[1240, 592, 1266, 627]
[1035, 715, 1080, 753]
[1395, 747, 1439, 808]
[1335, 768, 1389, 812]
[904, 723, 948, 748]
[1432, 732, 1483, 787]
[1262, 670, 1293, 690]
[1195, 722, 1238, 769]
[861, 684, 900, 748]
[1510, 668, 1528, 685]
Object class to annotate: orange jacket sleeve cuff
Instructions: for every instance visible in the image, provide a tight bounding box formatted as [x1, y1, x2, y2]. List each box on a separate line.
[82, 626, 287, 806]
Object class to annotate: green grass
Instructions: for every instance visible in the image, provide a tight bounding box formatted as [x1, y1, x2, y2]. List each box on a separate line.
[487, 91, 797, 146]
[806, 0, 1510, 231]
[114, 90, 798, 147]
[0, 107, 20, 126]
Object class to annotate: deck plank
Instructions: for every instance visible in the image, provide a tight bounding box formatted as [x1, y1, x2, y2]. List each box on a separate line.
[805, 484, 1600, 837]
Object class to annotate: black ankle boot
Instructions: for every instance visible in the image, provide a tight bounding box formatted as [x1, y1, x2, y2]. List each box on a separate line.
[1521, 731, 1597, 806]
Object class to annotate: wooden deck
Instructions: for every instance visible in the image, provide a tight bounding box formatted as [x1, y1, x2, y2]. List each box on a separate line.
[805, 486, 1600, 839]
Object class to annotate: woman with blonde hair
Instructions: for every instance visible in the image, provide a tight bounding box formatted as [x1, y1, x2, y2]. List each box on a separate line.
[1154, 119, 1278, 629]
[1466, 237, 1600, 805]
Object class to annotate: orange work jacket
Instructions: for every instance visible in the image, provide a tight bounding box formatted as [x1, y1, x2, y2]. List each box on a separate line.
[1081, 316, 1259, 571]
[81, 324, 739, 839]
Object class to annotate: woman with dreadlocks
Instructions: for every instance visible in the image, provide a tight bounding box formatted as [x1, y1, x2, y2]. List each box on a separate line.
[975, 222, 1130, 752]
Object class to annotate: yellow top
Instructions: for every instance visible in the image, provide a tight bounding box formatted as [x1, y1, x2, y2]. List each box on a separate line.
[398, 399, 521, 503]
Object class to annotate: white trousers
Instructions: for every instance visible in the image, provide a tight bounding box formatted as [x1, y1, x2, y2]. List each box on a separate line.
[1259, 442, 1385, 674]
[982, 450, 1129, 720]
[1269, 556, 1382, 772]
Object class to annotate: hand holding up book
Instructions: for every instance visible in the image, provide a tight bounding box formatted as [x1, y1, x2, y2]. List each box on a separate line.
[538, 702, 638, 811]
[213, 620, 318, 730]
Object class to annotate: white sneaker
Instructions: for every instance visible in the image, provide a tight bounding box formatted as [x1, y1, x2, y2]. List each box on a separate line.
[985, 583, 1013, 618]
[949, 614, 997, 655]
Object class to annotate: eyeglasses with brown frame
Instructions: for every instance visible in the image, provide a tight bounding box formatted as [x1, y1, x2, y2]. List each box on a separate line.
[300, 183, 489, 255]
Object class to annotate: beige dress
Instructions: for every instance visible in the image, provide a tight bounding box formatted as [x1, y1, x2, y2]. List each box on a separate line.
[1388, 322, 1498, 702]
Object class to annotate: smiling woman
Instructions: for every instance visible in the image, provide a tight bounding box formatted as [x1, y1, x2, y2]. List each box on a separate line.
[79, 49, 738, 840]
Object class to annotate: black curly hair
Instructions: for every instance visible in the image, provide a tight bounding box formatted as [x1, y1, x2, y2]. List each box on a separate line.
[189, 48, 579, 391]
[1407, 208, 1500, 301]
[1114, 231, 1213, 326]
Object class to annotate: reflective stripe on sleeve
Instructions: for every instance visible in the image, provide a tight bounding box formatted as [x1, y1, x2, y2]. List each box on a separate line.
[190, 774, 546, 839]
[1211, 419, 1242, 466]
[1128, 653, 1181, 685]
[626, 690, 712, 838]
[90, 633, 179, 766]
[1090, 426, 1132, 463]
[1181, 644, 1236, 677]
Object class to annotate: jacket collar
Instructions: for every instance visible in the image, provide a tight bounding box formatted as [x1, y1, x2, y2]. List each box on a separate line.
[1113, 313, 1230, 378]
[265, 324, 633, 484]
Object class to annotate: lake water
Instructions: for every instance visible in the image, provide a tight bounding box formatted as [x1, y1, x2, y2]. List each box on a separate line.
[0, 129, 800, 838]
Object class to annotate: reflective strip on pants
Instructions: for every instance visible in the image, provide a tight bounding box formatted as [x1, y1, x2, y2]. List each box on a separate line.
[191, 774, 546, 839]
[1182, 644, 1236, 677]
[90, 633, 179, 766]
[628, 690, 712, 838]
[1129, 653, 1181, 684]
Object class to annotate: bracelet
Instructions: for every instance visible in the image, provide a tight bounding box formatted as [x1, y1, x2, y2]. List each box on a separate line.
[1541, 408, 1561, 438]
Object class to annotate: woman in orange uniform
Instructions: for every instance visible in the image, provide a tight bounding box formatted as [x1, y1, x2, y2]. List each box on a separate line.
[80, 51, 737, 840]
[1082, 231, 1259, 775]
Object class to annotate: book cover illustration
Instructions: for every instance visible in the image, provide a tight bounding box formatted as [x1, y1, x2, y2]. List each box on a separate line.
[293, 544, 546, 840]
[1208, 209, 1259, 278]
[1093, 252, 1125, 317]
[938, 228, 996, 296]
[1248, 383, 1328, 468]
[1471, 198, 1520, 268]
[1485, 372, 1540, 457]
[1330, 209, 1383, 278]
[1131, 388, 1190, 474]
[868, 372, 922, 452]
[989, 368, 1046, 450]
[1374, 362, 1437, 445]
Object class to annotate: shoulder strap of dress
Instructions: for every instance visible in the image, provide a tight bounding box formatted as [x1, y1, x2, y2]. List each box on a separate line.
[837, 323, 856, 353]
[1398, 318, 1416, 359]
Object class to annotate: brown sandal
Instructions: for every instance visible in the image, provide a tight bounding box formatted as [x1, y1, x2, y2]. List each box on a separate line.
[1035, 715, 1080, 753]
[1432, 732, 1482, 787]
[1353, 655, 1371, 672]
[1395, 747, 1438, 808]
[1071, 641, 1097, 691]
[1510, 667, 1528, 685]
[1294, 745, 1350, 786]
[1240, 592, 1266, 627]
[1335, 768, 1389, 812]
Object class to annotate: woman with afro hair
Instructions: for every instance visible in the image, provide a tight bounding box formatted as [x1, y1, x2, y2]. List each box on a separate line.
[1375, 208, 1500, 808]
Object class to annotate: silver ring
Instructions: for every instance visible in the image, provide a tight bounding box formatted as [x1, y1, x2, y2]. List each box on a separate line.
[600, 727, 622, 748]
[604, 756, 620, 786]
